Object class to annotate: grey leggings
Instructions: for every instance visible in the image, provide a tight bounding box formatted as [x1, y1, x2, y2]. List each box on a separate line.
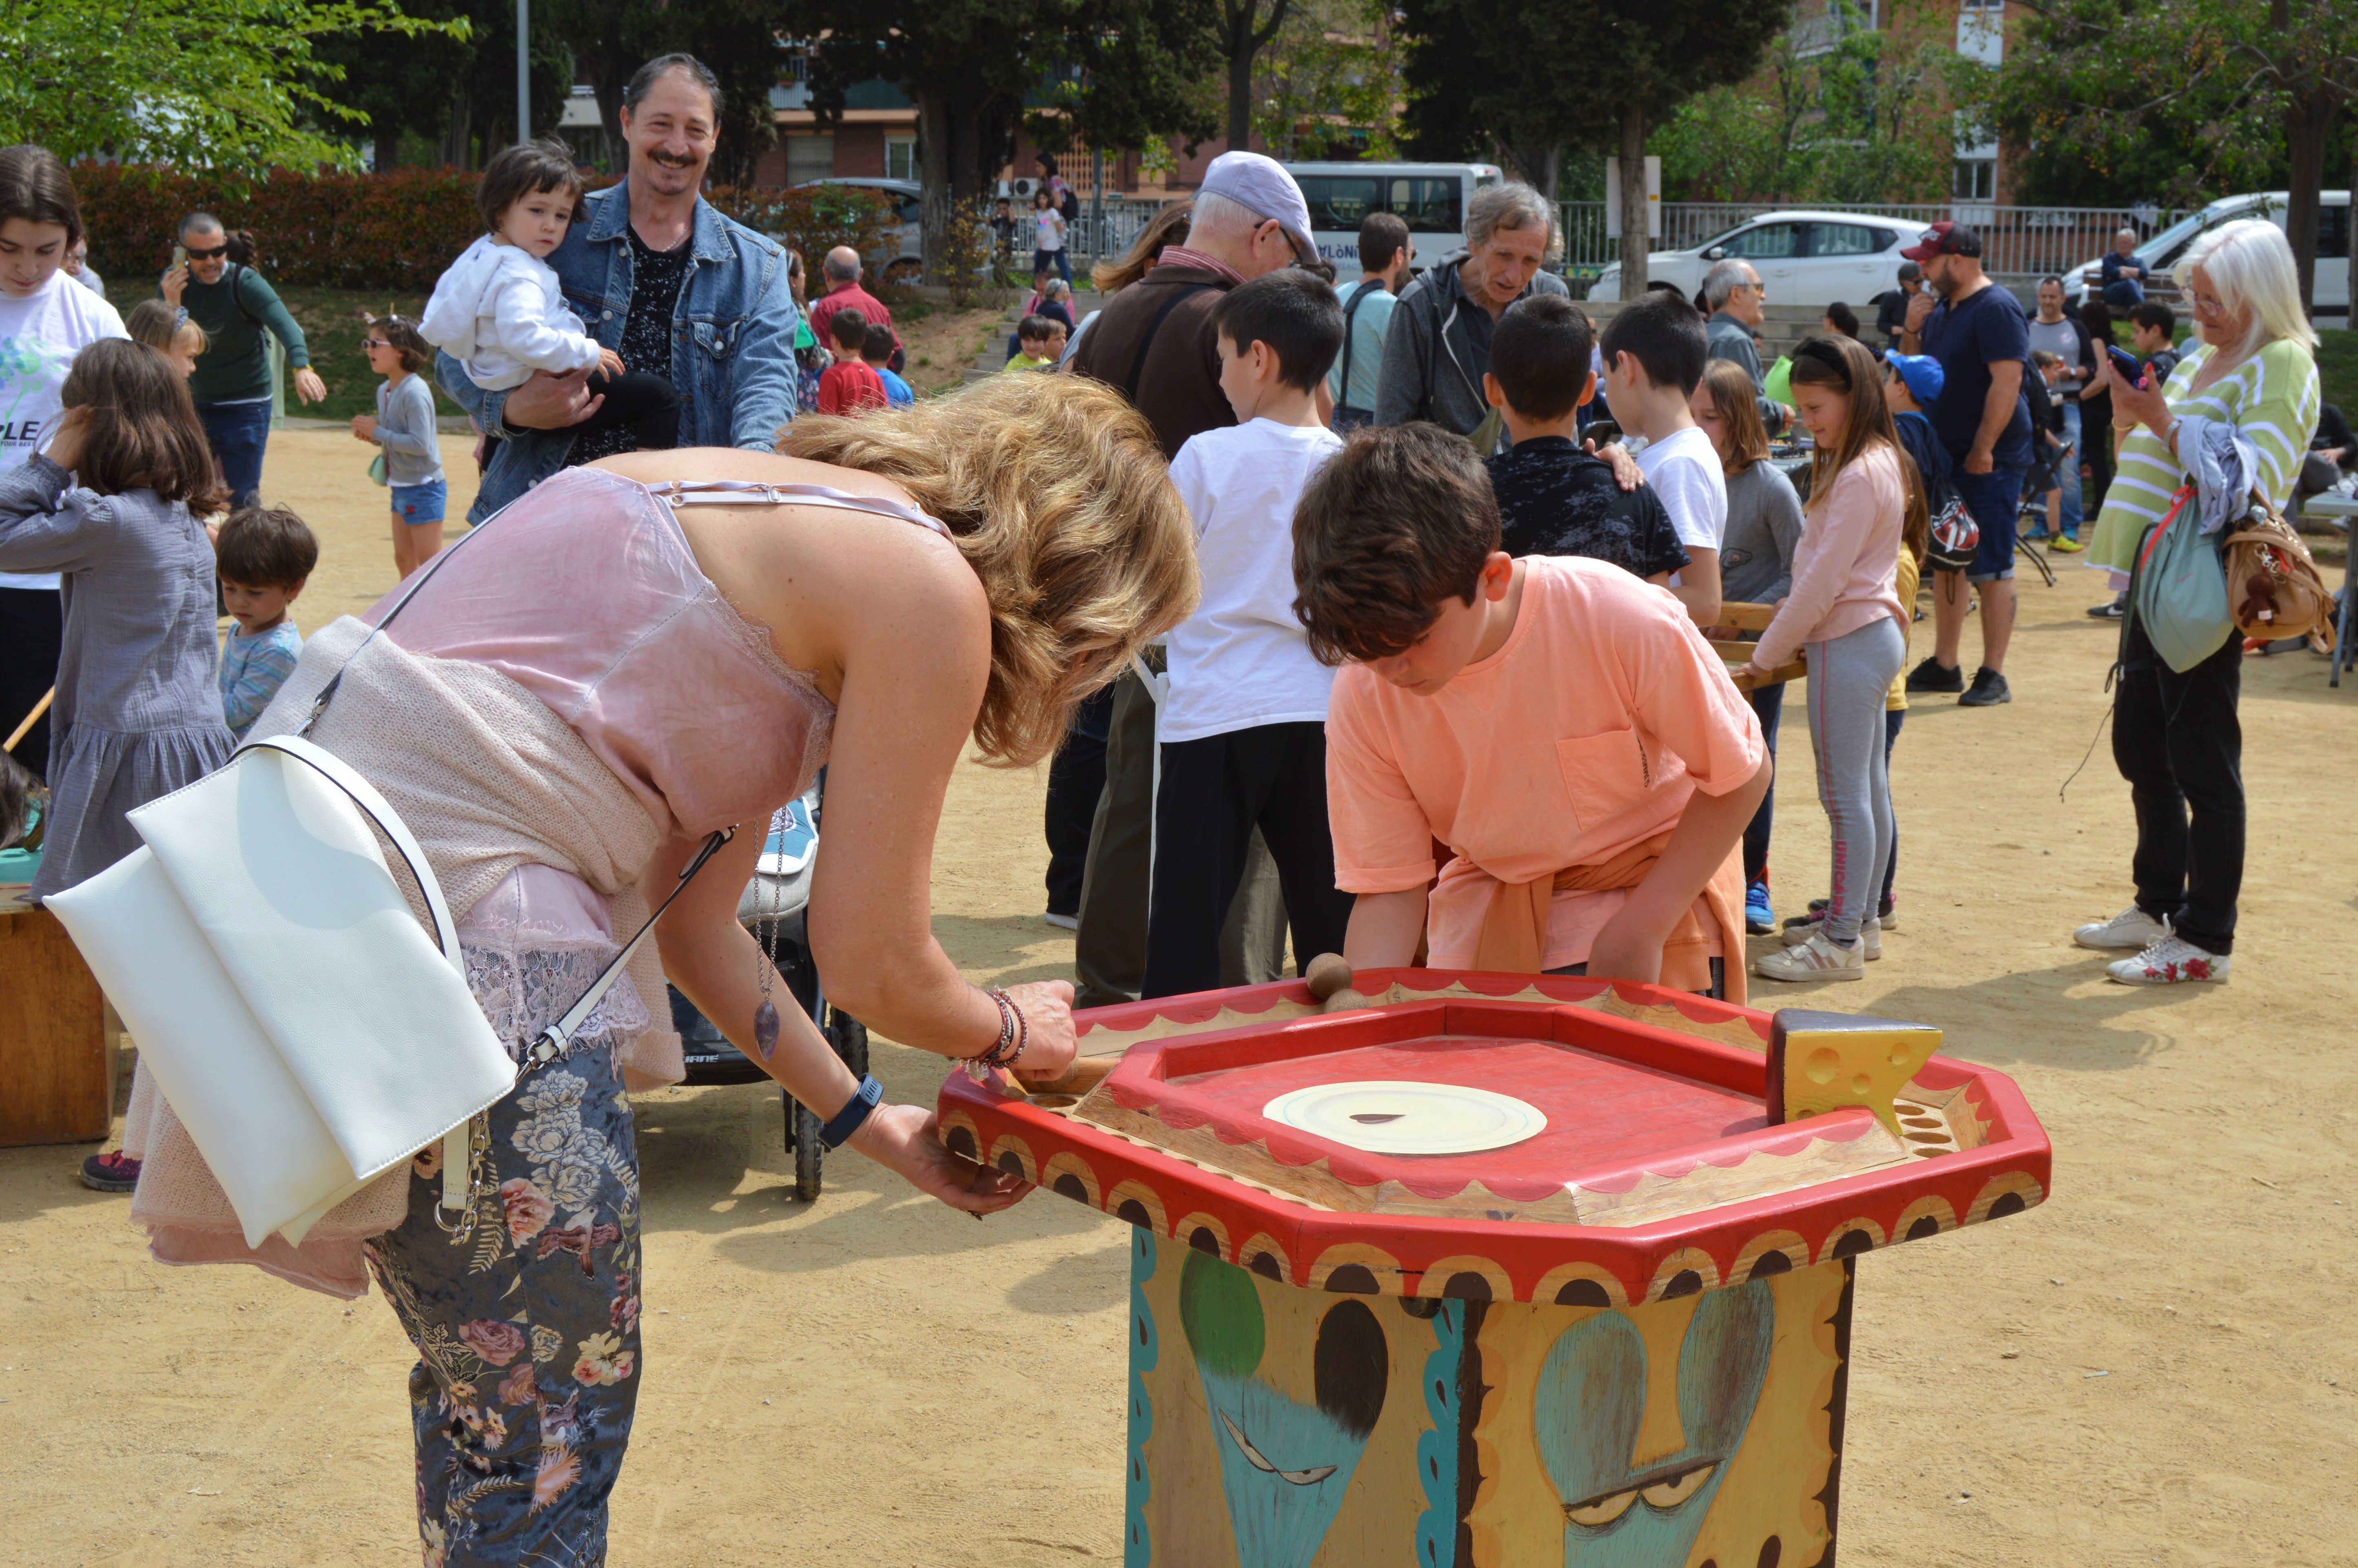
[1806, 616, 1907, 943]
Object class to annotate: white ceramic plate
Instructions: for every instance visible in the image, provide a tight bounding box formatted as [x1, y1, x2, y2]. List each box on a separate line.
[1261, 1080, 1547, 1156]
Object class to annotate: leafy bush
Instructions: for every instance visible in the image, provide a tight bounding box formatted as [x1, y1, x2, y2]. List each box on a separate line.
[71, 166, 896, 294]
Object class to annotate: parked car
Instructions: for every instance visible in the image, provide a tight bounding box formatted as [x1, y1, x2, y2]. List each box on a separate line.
[2070, 191, 2349, 320]
[1595, 210, 1919, 308]
[1284, 161, 1504, 281]
[794, 177, 922, 279]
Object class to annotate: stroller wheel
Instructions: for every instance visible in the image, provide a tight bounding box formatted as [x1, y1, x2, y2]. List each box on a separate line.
[789, 1091, 823, 1202]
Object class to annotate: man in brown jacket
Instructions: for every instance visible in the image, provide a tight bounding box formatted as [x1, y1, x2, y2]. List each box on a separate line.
[1067, 151, 1320, 1005]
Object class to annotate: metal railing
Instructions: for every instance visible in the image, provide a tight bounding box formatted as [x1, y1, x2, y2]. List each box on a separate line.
[1560, 201, 2193, 287]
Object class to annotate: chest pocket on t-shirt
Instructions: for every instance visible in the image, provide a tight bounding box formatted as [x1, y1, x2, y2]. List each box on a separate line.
[1556, 726, 1653, 831]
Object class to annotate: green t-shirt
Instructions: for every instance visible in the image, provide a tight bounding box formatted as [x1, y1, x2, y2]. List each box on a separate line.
[173, 266, 310, 405]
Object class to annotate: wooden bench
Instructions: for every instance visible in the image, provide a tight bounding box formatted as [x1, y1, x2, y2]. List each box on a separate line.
[1714, 600, 1808, 693]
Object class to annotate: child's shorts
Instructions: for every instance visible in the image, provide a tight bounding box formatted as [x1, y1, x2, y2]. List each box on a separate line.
[390, 478, 447, 525]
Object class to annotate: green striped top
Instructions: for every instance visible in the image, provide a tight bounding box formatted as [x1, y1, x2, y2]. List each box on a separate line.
[2085, 337, 2320, 582]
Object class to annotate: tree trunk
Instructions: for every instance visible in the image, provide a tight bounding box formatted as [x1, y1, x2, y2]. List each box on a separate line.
[1540, 141, 1562, 205]
[374, 125, 400, 173]
[2285, 91, 2329, 317]
[919, 87, 952, 283]
[1227, 39, 1255, 151]
[1618, 104, 1649, 294]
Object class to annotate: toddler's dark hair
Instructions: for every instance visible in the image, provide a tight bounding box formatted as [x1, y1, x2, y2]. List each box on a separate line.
[368, 312, 431, 373]
[1599, 288, 1707, 396]
[1211, 269, 1344, 393]
[478, 140, 585, 233]
[215, 504, 319, 591]
[1489, 295, 1596, 423]
[58, 340, 225, 512]
[861, 321, 895, 363]
[829, 306, 869, 350]
[1292, 423, 1500, 666]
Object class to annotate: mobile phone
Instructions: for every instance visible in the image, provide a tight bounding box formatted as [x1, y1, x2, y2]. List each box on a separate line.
[173, 244, 186, 269]
[2106, 344, 2145, 388]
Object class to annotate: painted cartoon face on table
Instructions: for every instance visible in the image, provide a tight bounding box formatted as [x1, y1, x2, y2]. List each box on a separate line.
[1534, 1280, 1775, 1566]
[1180, 1249, 1389, 1568]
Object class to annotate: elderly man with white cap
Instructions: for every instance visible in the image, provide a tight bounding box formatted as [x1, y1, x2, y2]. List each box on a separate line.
[1066, 150, 1318, 1011]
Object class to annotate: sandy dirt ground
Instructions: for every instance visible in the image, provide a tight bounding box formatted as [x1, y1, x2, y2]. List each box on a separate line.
[4, 427, 2355, 1567]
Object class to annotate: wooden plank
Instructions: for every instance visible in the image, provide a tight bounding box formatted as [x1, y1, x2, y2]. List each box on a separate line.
[0, 906, 110, 1147]
[1714, 600, 1780, 633]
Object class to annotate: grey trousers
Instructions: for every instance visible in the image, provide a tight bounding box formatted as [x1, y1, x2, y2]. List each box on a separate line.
[1804, 617, 1907, 944]
[1072, 671, 1287, 1007]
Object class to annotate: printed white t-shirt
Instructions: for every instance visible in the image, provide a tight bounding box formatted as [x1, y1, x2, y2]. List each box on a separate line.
[1161, 418, 1345, 744]
[1633, 424, 1730, 555]
[0, 270, 129, 590]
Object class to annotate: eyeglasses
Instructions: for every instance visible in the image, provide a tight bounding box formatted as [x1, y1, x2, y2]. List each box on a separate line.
[184, 244, 229, 261]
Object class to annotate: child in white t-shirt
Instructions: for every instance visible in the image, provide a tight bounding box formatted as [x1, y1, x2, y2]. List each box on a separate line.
[421, 141, 680, 450]
[1602, 291, 1728, 625]
[1143, 270, 1354, 999]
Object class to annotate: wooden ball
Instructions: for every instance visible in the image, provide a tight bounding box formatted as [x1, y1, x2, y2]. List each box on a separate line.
[1304, 952, 1354, 1001]
[1322, 987, 1370, 1014]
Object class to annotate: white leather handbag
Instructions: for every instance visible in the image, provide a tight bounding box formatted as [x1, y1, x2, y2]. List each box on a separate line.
[50, 735, 514, 1247]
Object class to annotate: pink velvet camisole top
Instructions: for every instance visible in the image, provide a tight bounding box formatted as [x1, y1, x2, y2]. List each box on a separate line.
[368, 463, 950, 937]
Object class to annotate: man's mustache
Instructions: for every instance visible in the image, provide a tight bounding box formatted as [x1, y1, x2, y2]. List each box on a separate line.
[646, 150, 700, 169]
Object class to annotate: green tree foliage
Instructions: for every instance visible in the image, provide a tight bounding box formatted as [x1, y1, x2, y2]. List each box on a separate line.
[1250, 0, 1403, 162]
[1, 0, 459, 169]
[1400, 0, 1787, 280]
[1983, 0, 2358, 310]
[310, 0, 571, 171]
[1656, 3, 1971, 204]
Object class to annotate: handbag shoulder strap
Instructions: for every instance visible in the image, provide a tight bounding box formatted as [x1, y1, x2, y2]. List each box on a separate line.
[1336, 281, 1374, 410]
[1124, 282, 1219, 404]
[523, 825, 735, 1066]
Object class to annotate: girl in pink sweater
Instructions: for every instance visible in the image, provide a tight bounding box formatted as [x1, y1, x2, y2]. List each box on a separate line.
[1744, 336, 1925, 981]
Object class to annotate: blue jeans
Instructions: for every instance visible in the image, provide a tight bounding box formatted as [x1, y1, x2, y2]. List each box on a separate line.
[1955, 460, 2028, 583]
[2055, 402, 2083, 540]
[1880, 709, 1903, 910]
[2102, 278, 2146, 309]
[196, 399, 272, 508]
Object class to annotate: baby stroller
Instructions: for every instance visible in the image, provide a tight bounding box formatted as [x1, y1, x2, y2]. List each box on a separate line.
[673, 785, 869, 1201]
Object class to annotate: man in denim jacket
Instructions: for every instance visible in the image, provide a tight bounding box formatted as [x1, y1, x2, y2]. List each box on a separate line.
[437, 53, 798, 523]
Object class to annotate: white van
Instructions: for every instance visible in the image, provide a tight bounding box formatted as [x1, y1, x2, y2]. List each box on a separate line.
[2071, 191, 2349, 320]
[1284, 162, 1504, 281]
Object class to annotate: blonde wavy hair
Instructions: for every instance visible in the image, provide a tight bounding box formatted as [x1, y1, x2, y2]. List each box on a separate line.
[778, 373, 1198, 767]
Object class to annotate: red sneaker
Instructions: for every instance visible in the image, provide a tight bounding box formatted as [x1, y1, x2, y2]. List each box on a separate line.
[79, 1150, 141, 1192]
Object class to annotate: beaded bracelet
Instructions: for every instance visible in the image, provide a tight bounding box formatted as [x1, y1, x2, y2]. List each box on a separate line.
[975, 987, 1029, 1070]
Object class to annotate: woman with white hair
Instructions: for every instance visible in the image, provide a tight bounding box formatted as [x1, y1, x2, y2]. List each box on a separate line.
[2073, 218, 2320, 986]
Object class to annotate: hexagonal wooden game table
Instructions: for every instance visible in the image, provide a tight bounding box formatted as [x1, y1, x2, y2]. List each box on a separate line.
[940, 968, 2049, 1568]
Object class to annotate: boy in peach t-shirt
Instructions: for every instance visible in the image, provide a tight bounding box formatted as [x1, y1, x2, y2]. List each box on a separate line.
[1295, 424, 1772, 999]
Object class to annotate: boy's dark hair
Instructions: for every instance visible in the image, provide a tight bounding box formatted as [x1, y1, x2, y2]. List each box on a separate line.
[1210, 268, 1344, 393]
[367, 311, 431, 372]
[1599, 288, 1707, 396]
[2130, 300, 2176, 337]
[58, 340, 225, 513]
[1292, 424, 1500, 666]
[1357, 212, 1411, 278]
[861, 321, 894, 363]
[215, 504, 319, 591]
[1016, 313, 1056, 345]
[478, 140, 584, 233]
[829, 306, 869, 350]
[1489, 295, 1595, 423]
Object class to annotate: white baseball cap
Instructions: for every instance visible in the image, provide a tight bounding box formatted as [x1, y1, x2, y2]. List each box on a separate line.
[1199, 152, 1315, 261]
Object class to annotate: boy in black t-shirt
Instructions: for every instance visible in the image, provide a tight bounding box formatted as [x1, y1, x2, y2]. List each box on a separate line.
[1482, 295, 1688, 583]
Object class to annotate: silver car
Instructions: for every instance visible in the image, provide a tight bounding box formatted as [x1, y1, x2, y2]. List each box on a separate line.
[794, 177, 922, 280]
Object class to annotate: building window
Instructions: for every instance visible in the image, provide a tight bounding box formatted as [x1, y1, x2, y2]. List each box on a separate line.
[885, 134, 916, 182]
[1952, 157, 1995, 202]
[786, 133, 835, 185]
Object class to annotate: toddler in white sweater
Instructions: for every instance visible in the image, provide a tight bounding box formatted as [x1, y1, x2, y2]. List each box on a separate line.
[421, 141, 679, 449]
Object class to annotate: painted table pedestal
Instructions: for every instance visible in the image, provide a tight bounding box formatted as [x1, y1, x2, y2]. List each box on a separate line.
[942, 970, 2050, 1568]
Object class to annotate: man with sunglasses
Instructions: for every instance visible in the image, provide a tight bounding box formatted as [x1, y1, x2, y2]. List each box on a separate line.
[1897, 221, 2031, 708]
[160, 214, 327, 507]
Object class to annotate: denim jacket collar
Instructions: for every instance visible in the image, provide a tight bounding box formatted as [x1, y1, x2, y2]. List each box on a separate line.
[582, 179, 735, 266]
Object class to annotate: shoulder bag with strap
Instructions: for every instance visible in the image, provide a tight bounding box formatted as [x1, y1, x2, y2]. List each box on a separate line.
[1122, 279, 1222, 405]
[2123, 484, 2234, 673]
[2223, 493, 2338, 652]
[1332, 280, 1381, 430]
[47, 485, 749, 1249]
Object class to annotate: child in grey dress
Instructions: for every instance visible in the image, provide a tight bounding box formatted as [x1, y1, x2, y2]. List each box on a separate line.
[0, 339, 234, 904]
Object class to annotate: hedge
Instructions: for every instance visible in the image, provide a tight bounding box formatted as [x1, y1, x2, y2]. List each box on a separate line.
[71, 166, 897, 294]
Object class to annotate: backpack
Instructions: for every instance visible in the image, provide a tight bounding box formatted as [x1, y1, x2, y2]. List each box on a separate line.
[1895, 412, 1976, 571]
[2125, 486, 2233, 672]
[2223, 498, 2338, 651]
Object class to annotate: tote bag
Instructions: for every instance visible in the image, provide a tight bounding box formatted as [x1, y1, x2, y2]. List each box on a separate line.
[2127, 485, 2235, 672]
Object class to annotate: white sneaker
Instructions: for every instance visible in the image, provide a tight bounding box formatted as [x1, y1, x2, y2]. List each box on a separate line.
[1042, 910, 1078, 930]
[1780, 915, 1880, 959]
[1754, 930, 1867, 983]
[2074, 906, 2170, 951]
[2106, 936, 2230, 986]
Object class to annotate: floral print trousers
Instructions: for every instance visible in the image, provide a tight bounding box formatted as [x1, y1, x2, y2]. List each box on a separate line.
[366, 1024, 643, 1568]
